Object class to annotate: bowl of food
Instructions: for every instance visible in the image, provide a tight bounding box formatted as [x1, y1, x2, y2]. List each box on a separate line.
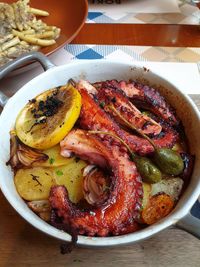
[0, 52, 199, 250]
[0, 0, 88, 69]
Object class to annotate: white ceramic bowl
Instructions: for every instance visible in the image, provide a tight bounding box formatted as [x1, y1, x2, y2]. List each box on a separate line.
[0, 52, 200, 246]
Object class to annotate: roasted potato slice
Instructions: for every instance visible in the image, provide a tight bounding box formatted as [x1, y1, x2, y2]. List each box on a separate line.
[53, 159, 87, 203]
[151, 178, 183, 201]
[36, 145, 75, 167]
[14, 167, 55, 201]
[141, 194, 174, 225]
[142, 182, 152, 209]
[15, 158, 87, 203]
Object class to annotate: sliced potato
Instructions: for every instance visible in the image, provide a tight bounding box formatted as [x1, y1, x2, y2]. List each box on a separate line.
[14, 167, 55, 201]
[151, 178, 183, 201]
[141, 194, 174, 225]
[142, 182, 152, 209]
[53, 159, 87, 203]
[141, 178, 183, 224]
[36, 145, 75, 167]
[15, 158, 87, 203]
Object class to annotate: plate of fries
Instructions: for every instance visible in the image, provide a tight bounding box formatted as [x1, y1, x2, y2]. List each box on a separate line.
[0, 0, 88, 68]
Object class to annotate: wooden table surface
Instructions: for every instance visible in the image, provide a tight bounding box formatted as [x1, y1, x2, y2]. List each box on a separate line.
[1, 14, 200, 267]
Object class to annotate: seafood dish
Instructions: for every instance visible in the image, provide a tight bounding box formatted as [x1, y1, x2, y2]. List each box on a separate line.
[7, 78, 194, 241]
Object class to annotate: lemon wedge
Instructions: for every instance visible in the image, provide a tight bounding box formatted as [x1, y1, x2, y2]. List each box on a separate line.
[15, 83, 81, 149]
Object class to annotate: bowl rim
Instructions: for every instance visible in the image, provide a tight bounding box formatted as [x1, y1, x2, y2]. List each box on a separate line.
[0, 59, 200, 246]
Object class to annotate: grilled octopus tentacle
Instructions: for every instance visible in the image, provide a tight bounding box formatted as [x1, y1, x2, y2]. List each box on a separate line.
[50, 129, 142, 236]
[93, 79, 179, 126]
[77, 83, 178, 155]
[96, 85, 162, 135]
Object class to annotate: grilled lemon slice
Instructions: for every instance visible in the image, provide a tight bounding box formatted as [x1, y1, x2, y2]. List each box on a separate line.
[15, 83, 81, 149]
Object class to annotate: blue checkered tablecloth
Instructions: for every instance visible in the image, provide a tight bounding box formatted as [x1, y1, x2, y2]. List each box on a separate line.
[63, 44, 200, 63]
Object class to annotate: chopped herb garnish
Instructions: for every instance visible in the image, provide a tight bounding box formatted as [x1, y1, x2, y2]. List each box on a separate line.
[49, 158, 55, 165]
[99, 101, 105, 108]
[56, 170, 63, 176]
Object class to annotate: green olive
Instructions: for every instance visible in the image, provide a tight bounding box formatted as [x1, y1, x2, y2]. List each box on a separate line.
[135, 157, 162, 184]
[154, 148, 184, 176]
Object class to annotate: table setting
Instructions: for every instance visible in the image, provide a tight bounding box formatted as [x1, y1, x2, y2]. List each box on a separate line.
[0, 0, 200, 266]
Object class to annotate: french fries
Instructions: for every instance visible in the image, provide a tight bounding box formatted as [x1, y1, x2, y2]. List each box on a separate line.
[26, 31, 55, 39]
[13, 29, 56, 47]
[29, 7, 49, 17]
[0, 36, 20, 51]
[0, 0, 61, 67]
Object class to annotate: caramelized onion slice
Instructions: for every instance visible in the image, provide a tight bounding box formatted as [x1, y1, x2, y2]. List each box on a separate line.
[27, 200, 50, 213]
[83, 165, 110, 206]
[7, 131, 48, 171]
[28, 200, 51, 221]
